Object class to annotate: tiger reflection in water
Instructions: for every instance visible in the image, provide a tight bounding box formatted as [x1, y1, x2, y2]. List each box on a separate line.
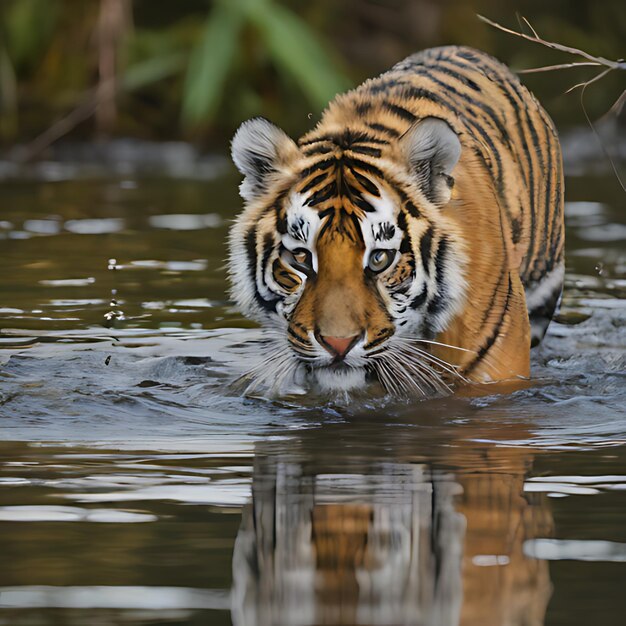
[231, 437, 552, 626]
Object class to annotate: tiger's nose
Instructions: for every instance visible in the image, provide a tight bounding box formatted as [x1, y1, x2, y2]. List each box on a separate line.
[318, 334, 360, 358]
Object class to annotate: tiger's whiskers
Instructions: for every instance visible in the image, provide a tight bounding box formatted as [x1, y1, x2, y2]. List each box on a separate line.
[231, 327, 302, 396]
[369, 335, 469, 397]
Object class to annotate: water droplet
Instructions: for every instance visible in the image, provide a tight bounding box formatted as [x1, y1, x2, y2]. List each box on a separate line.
[307, 113, 313, 119]
[103, 309, 126, 326]
[104, 266, 124, 326]
[595, 262, 604, 276]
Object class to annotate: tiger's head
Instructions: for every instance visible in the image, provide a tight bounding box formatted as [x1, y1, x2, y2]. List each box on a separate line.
[229, 116, 468, 395]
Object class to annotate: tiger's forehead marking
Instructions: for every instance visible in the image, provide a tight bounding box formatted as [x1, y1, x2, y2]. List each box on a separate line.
[283, 186, 403, 255]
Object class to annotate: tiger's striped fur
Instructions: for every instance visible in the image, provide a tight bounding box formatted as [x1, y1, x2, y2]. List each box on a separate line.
[229, 46, 564, 396]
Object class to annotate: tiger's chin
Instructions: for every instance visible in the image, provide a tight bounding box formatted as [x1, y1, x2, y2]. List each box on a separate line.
[310, 364, 367, 394]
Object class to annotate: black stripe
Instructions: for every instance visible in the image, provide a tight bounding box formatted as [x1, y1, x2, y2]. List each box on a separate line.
[397, 85, 451, 111]
[397, 213, 416, 283]
[261, 232, 279, 295]
[419, 226, 434, 276]
[539, 126, 554, 267]
[288, 325, 308, 344]
[409, 286, 427, 309]
[405, 200, 421, 219]
[317, 209, 336, 238]
[271, 188, 290, 235]
[299, 158, 335, 178]
[366, 122, 400, 138]
[299, 172, 328, 194]
[340, 130, 388, 145]
[302, 144, 333, 156]
[511, 216, 522, 244]
[352, 195, 376, 213]
[272, 259, 299, 288]
[382, 101, 417, 123]
[349, 145, 382, 158]
[367, 79, 401, 95]
[299, 133, 337, 146]
[347, 212, 365, 243]
[549, 168, 563, 262]
[396, 208, 408, 235]
[342, 155, 385, 179]
[465, 274, 513, 374]
[350, 169, 380, 196]
[435, 61, 482, 92]
[306, 180, 337, 206]
[275, 220, 288, 237]
[364, 332, 394, 352]
[479, 265, 507, 327]
[426, 236, 449, 318]
[339, 177, 360, 200]
[396, 210, 416, 275]
[246, 228, 278, 313]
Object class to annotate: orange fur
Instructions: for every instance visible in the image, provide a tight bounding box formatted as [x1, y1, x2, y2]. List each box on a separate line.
[230, 46, 564, 394]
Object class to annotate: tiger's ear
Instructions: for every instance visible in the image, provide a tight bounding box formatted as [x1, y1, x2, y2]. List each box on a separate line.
[231, 117, 299, 202]
[399, 117, 461, 207]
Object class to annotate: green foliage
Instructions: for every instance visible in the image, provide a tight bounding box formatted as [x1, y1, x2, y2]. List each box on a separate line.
[1, 0, 59, 71]
[0, 0, 59, 136]
[180, 0, 350, 128]
[245, 0, 350, 110]
[181, 2, 244, 127]
[0, 0, 623, 144]
[0, 0, 351, 142]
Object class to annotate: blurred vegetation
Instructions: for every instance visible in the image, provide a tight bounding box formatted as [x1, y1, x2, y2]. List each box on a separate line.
[0, 0, 623, 151]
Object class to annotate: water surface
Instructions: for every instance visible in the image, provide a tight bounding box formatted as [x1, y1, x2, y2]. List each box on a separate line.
[0, 147, 624, 625]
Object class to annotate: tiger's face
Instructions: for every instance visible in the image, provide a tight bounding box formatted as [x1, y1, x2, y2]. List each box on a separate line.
[229, 117, 467, 395]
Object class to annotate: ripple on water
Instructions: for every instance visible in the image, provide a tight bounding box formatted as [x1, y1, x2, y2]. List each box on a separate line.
[0, 505, 157, 523]
[0, 586, 230, 610]
[0, 167, 624, 626]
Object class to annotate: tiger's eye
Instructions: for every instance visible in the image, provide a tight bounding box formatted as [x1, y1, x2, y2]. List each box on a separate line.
[283, 247, 313, 274]
[367, 249, 396, 273]
[292, 250, 308, 265]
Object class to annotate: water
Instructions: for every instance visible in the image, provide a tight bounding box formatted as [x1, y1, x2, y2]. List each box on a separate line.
[0, 143, 625, 625]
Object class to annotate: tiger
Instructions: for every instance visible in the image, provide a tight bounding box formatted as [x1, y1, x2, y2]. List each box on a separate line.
[228, 45, 564, 396]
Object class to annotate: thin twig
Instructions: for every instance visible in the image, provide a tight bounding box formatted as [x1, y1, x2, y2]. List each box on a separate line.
[16, 92, 99, 162]
[518, 61, 602, 74]
[521, 16, 540, 40]
[580, 80, 626, 193]
[479, 14, 625, 192]
[565, 66, 613, 94]
[477, 14, 624, 69]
